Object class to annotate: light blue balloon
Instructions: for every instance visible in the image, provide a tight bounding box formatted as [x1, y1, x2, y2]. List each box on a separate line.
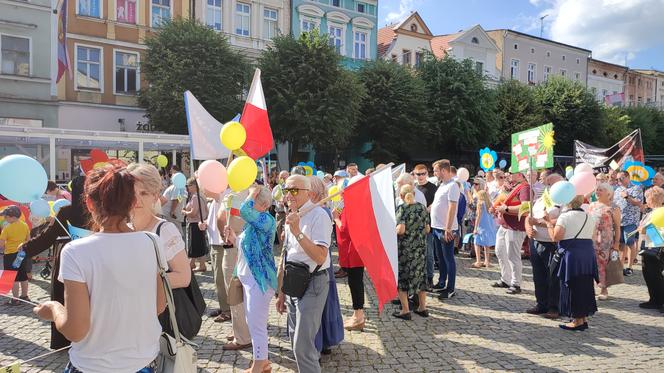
[316, 170, 325, 179]
[52, 198, 71, 214]
[498, 159, 507, 169]
[0, 154, 48, 203]
[550, 181, 576, 206]
[172, 172, 186, 189]
[565, 169, 574, 180]
[30, 199, 51, 218]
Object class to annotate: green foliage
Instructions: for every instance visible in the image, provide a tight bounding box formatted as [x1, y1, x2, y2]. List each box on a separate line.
[622, 106, 664, 154]
[533, 76, 603, 155]
[258, 32, 366, 161]
[599, 106, 632, 147]
[139, 18, 249, 134]
[494, 80, 545, 149]
[355, 60, 427, 163]
[417, 55, 499, 154]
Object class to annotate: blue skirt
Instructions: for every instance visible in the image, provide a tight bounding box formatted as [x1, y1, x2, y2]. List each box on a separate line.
[315, 253, 344, 351]
[557, 239, 598, 318]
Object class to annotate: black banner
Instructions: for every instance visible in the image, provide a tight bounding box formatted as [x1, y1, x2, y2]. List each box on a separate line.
[574, 129, 644, 170]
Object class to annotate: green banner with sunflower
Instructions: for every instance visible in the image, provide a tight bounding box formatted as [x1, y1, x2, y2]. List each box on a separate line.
[509, 123, 555, 173]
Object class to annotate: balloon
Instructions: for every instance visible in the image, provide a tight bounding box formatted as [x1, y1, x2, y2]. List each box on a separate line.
[227, 156, 258, 192]
[48, 201, 55, 216]
[652, 207, 664, 228]
[457, 167, 470, 182]
[328, 185, 341, 202]
[52, 199, 71, 214]
[220, 121, 247, 150]
[306, 161, 315, 168]
[316, 170, 325, 179]
[0, 154, 48, 203]
[297, 162, 305, 166]
[197, 160, 228, 194]
[67, 180, 72, 191]
[30, 199, 51, 218]
[550, 181, 576, 206]
[565, 165, 573, 173]
[574, 163, 593, 175]
[570, 171, 596, 196]
[498, 159, 507, 169]
[172, 172, 186, 189]
[156, 155, 168, 168]
[565, 169, 574, 180]
[302, 166, 313, 176]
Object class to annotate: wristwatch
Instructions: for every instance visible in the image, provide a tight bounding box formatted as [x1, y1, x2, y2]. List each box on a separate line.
[295, 232, 305, 242]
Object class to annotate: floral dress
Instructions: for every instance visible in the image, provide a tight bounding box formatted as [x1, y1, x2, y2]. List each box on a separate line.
[396, 203, 430, 294]
[588, 202, 615, 288]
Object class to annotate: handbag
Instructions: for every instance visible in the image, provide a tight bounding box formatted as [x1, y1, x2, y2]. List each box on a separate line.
[227, 276, 244, 306]
[145, 233, 198, 373]
[605, 250, 624, 287]
[156, 222, 206, 340]
[282, 261, 321, 298]
[550, 211, 588, 279]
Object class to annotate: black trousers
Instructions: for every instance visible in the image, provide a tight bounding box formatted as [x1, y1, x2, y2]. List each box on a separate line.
[642, 252, 664, 306]
[345, 267, 365, 310]
[530, 240, 560, 312]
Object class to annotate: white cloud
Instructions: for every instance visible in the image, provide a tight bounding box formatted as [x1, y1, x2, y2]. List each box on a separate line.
[546, 0, 664, 65]
[384, 0, 421, 24]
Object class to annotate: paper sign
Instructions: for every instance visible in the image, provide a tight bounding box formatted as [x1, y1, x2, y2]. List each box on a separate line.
[0, 362, 20, 373]
[510, 123, 555, 173]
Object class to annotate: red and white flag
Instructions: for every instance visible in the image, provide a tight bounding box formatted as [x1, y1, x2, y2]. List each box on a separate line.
[241, 69, 273, 159]
[0, 270, 18, 295]
[184, 91, 233, 160]
[343, 166, 398, 312]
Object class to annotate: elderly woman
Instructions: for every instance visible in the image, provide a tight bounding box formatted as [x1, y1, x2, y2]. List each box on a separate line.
[637, 186, 664, 311]
[394, 184, 431, 320]
[588, 183, 621, 300]
[183, 177, 209, 272]
[546, 195, 598, 331]
[227, 186, 277, 373]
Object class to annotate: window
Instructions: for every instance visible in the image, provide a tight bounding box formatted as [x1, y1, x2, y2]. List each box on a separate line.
[527, 63, 536, 83]
[1, 35, 30, 76]
[357, 2, 365, 13]
[560, 69, 566, 77]
[475, 61, 483, 75]
[544, 65, 552, 81]
[471, 37, 479, 44]
[592, 69, 597, 74]
[510, 59, 519, 79]
[76, 45, 101, 90]
[332, 0, 341, 6]
[415, 51, 422, 67]
[546, 51, 551, 57]
[78, 0, 101, 18]
[116, 0, 136, 24]
[574, 72, 580, 80]
[263, 8, 278, 39]
[602, 89, 608, 97]
[391, 54, 397, 62]
[402, 49, 411, 65]
[603, 72, 607, 77]
[354, 31, 367, 59]
[328, 25, 343, 54]
[151, 0, 170, 27]
[302, 19, 317, 33]
[114, 51, 138, 95]
[410, 24, 418, 32]
[206, 0, 222, 31]
[235, 3, 250, 36]
[530, 48, 535, 54]
[638, 79, 642, 86]
[562, 55, 566, 61]
[513, 43, 518, 50]
[576, 58, 580, 64]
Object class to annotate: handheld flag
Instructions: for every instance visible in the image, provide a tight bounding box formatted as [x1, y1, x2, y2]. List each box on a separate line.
[184, 91, 233, 160]
[240, 69, 273, 159]
[0, 270, 18, 295]
[56, 0, 72, 82]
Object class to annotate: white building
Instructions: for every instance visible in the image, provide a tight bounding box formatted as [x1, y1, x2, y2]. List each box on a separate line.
[377, 11, 432, 67]
[587, 58, 627, 104]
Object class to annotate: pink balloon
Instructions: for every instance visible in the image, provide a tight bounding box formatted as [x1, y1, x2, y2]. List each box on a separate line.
[570, 171, 596, 196]
[197, 160, 228, 194]
[574, 163, 593, 175]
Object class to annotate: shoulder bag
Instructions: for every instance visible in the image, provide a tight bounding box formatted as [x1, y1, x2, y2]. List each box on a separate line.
[145, 233, 198, 373]
[281, 237, 321, 298]
[550, 211, 588, 278]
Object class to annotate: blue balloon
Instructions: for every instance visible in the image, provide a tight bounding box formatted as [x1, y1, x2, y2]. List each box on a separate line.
[52, 198, 71, 214]
[0, 154, 48, 203]
[498, 159, 507, 169]
[550, 181, 576, 206]
[565, 169, 574, 180]
[316, 170, 325, 179]
[172, 172, 186, 189]
[30, 199, 51, 218]
[306, 161, 315, 168]
[297, 162, 305, 166]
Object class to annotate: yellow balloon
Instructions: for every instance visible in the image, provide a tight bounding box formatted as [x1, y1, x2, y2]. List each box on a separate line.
[220, 121, 247, 150]
[156, 155, 168, 168]
[67, 180, 72, 191]
[48, 201, 55, 217]
[328, 185, 342, 202]
[652, 207, 664, 228]
[227, 156, 258, 192]
[303, 166, 313, 176]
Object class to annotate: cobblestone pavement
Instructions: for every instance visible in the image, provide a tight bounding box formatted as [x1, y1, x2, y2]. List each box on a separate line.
[2, 252, 664, 372]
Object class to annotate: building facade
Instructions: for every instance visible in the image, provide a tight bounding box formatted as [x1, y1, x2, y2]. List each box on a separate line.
[377, 12, 432, 68]
[0, 0, 58, 129]
[487, 29, 591, 86]
[634, 69, 664, 108]
[192, 0, 290, 60]
[624, 69, 656, 107]
[292, 0, 377, 69]
[587, 58, 627, 104]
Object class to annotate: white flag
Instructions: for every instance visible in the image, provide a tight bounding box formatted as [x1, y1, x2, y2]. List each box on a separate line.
[184, 91, 231, 160]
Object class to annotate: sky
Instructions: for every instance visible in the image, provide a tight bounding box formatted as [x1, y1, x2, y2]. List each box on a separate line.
[378, 0, 664, 71]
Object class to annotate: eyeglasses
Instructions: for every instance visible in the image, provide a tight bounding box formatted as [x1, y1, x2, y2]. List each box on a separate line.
[415, 172, 427, 176]
[283, 188, 309, 196]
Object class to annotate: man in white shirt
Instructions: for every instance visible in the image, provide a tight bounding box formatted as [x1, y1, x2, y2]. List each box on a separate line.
[276, 175, 333, 373]
[430, 159, 460, 300]
[395, 173, 427, 207]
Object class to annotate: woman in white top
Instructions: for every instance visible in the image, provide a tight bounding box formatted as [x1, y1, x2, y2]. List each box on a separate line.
[34, 165, 167, 373]
[545, 195, 598, 332]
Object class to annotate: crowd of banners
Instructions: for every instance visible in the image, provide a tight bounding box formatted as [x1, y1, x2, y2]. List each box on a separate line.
[574, 129, 644, 173]
[510, 123, 555, 173]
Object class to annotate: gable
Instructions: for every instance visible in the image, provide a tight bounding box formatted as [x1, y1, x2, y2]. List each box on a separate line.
[394, 11, 433, 37]
[451, 25, 499, 52]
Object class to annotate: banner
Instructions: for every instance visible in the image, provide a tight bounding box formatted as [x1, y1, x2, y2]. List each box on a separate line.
[574, 129, 643, 172]
[510, 123, 555, 173]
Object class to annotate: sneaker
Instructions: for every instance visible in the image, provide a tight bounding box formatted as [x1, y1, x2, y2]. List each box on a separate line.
[430, 284, 447, 293]
[438, 290, 456, 300]
[506, 286, 522, 295]
[624, 268, 634, 276]
[491, 281, 509, 288]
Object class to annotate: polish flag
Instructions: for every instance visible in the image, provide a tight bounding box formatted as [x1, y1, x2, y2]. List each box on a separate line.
[241, 69, 273, 159]
[0, 270, 18, 295]
[343, 166, 398, 312]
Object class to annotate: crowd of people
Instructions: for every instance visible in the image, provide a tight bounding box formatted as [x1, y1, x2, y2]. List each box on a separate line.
[1, 157, 664, 372]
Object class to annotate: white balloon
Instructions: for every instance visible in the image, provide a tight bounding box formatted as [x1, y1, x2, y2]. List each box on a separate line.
[457, 167, 470, 182]
[574, 163, 593, 175]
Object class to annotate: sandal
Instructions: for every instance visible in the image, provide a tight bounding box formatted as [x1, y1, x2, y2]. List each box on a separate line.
[484, 263, 491, 268]
[414, 309, 429, 318]
[214, 313, 231, 322]
[471, 262, 483, 269]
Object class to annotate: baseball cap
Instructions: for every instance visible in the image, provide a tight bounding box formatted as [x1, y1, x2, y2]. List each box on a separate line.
[333, 170, 348, 178]
[0, 205, 22, 218]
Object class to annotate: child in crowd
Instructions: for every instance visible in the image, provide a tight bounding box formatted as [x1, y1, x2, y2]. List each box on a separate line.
[0, 206, 31, 304]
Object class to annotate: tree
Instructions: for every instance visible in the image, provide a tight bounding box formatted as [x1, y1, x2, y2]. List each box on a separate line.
[139, 18, 249, 134]
[417, 55, 499, 155]
[258, 32, 366, 163]
[599, 106, 631, 147]
[622, 106, 664, 154]
[494, 80, 545, 149]
[533, 76, 603, 155]
[354, 60, 427, 163]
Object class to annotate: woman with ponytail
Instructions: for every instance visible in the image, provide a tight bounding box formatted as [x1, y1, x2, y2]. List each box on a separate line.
[393, 184, 431, 320]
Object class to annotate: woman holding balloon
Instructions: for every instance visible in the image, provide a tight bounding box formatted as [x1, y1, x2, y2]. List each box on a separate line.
[636, 186, 664, 311]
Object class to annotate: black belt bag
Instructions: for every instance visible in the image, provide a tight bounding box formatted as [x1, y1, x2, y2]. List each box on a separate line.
[282, 261, 322, 298]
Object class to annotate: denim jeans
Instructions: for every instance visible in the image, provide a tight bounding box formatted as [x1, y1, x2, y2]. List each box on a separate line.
[530, 239, 560, 312]
[425, 233, 435, 284]
[432, 228, 457, 291]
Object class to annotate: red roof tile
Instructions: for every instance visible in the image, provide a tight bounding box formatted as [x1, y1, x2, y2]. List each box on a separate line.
[377, 26, 396, 58]
[430, 33, 460, 59]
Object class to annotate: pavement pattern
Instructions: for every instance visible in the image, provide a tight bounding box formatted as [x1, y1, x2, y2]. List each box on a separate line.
[2, 251, 664, 372]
